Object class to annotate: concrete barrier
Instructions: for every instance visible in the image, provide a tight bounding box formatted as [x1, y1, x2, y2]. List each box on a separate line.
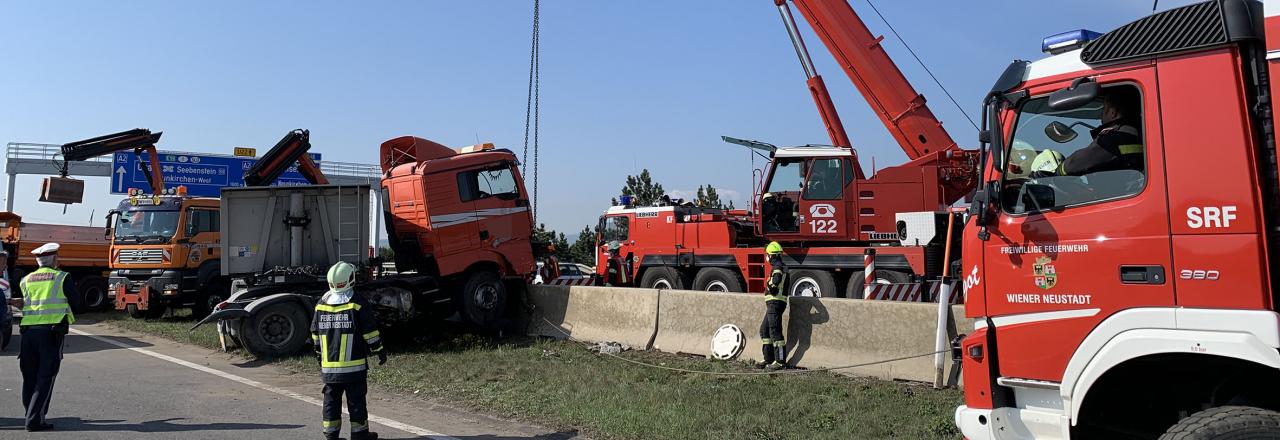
[525, 284, 660, 349]
[651, 289, 971, 383]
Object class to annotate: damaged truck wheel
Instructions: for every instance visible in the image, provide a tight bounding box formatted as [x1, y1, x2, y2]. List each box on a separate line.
[459, 271, 507, 328]
[240, 301, 310, 358]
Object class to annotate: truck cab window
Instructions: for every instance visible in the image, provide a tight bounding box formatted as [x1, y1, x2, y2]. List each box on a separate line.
[601, 216, 629, 243]
[187, 209, 218, 235]
[763, 160, 803, 232]
[1001, 84, 1145, 214]
[803, 158, 844, 200]
[459, 165, 521, 202]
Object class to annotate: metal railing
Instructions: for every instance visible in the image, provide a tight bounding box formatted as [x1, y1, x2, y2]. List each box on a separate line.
[6, 142, 380, 178]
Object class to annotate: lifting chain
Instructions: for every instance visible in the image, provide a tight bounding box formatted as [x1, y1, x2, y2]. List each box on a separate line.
[522, 0, 541, 223]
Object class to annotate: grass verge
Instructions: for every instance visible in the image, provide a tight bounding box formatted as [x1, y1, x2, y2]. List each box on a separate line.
[91, 311, 963, 440]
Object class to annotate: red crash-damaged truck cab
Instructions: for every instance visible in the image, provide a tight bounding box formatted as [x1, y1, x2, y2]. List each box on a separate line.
[379, 136, 536, 286]
[957, 0, 1280, 438]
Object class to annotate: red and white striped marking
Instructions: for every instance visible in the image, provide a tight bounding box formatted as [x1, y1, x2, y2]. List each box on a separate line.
[548, 277, 597, 286]
[865, 279, 963, 304]
[862, 249, 876, 299]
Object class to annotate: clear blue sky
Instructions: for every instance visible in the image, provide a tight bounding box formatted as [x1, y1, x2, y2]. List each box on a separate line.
[0, 0, 1182, 235]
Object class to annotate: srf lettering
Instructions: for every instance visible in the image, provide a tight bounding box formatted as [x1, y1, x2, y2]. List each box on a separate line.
[1187, 206, 1237, 229]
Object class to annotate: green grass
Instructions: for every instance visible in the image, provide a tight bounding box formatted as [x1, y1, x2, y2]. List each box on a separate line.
[90, 311, 964, 440]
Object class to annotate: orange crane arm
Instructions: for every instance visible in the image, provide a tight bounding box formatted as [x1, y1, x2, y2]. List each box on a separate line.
[776, 0, 958, 159]
[61, 129, 166, 193]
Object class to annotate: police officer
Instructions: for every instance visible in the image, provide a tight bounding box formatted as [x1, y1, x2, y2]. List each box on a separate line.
[18, 243, 81, 432]
[310, 261, 385, 440]
[757, 242, 789, 371]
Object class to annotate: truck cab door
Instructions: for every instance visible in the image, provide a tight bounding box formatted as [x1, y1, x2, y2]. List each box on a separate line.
[183, 207, 220, 266]
[797, 157, 848, 240]
[468, 163, 532, 251]
[981, 73, 1173, 383]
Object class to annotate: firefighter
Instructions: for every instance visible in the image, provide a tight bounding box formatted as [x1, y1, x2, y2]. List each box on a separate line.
[18, 243, 81, 432]
[605, 241, 628, 286]
[757, 241, 789, 371]
[310, 261, 386, 440]
[1063, 87, 1143, 176]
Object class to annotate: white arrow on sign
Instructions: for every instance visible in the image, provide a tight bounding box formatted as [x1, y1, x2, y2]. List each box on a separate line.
[115, 166, 127, 192]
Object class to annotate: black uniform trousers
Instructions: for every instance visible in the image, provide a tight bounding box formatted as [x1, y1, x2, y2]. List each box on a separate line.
[759, 299, 786, 344]
[322, 380, 369, 433]
[19, 325, 65, 429]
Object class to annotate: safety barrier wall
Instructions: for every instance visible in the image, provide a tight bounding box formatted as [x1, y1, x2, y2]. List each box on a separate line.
[525, 285, 661, 349]
[525, 285, 972, 384]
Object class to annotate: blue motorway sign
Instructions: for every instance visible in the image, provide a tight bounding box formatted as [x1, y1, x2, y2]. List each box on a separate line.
[110, 151, 322, 197]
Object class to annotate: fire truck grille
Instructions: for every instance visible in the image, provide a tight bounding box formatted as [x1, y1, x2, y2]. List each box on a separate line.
[1081, 0, 1245, 67]
[117, 249, 164, 264]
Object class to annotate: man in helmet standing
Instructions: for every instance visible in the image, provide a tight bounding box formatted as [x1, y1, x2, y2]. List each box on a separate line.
[18, 243, 81, 432]
[758, 242, 789, 371]
[310, 261, 386, 440]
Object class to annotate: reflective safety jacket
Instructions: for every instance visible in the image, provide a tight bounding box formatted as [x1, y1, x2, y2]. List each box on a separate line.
[310, 291, 383, 383]
[20, 267, 75, 326]
[765, 262, 788, 303]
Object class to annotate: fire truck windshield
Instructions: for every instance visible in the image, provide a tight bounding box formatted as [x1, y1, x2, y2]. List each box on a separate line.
[114, 209, 180, 244]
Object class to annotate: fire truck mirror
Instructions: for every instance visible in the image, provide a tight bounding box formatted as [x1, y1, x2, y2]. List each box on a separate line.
[1047, 77, 1098, 111]
[1021, 183, 1057, 212]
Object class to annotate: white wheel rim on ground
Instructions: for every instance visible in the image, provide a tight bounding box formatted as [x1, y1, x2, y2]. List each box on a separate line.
[710, 324, 744, 360]
[792, 277, 822, 297]
[705, 280, 729, 292]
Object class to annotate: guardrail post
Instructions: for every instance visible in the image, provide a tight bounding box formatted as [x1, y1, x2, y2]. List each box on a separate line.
[934, 276, 952, 389]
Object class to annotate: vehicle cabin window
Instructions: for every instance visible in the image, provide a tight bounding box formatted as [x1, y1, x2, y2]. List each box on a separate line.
[1000, 84, 1145, 214]
[559, 264, 579, 276]
[600, 216, 629, 243]
[803, 158, 844, 200]
[458, 164, 521, 203]
[763, 159, 804, 232]
[187, 209, 219, 235]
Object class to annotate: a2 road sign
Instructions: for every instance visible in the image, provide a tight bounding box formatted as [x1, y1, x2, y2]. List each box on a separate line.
[110, 151, 322, 197]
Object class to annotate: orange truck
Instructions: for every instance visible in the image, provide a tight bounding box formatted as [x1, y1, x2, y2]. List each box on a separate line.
[0, 212, 112, 311]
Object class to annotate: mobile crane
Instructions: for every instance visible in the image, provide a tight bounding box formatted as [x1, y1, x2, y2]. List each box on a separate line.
[596, 0, 975, 298]
[954, 0, 1280, 437]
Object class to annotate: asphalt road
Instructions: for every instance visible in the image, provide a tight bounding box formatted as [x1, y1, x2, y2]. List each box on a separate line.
[0, 320, 579, 440]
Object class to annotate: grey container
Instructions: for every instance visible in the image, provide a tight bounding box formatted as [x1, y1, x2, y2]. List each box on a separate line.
[220, 184, 371, 277]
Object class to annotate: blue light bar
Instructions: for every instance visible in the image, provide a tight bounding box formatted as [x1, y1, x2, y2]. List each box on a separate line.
[1042, 29, 1102, 55]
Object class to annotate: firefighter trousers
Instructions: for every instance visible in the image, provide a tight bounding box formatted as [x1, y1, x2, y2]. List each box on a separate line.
[322, 381, 369, 434]
[759, 300, 786, 346]
[19, 325, 65, 429]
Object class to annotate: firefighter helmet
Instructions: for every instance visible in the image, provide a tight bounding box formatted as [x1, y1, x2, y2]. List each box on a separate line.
[327, 261, 357, 293]
[766, 241, 783, 255]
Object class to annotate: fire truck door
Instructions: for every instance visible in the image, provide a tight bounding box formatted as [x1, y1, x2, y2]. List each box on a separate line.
[798, 157, 847, 240]
[980, 74, 1173, 382]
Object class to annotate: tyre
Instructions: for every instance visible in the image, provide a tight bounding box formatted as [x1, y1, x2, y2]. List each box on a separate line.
[76, 275, 110, 312]
[845, 269, 910, 299]
[788, 270, 837, 298]
[639, 266, 688, 290]
[126, 303, 144, 319]
[142, 304, 166, 319]
[190, 280, 229, 319]
[692, 267, 745, 293]
[240, 301, 311, 358]
[459, 271, 508, 328]
[1159, 406, 1280, 439]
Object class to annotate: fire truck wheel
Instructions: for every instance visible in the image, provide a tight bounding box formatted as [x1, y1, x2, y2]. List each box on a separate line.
[240, 301, 310, 358]
[460, 271, 507, 328]
[788, 270, 837, 298]
[844, 269, 909, 299]
[693, 268, 744, 293]
[76, 276, 110, 312]
[1158, 406, 1280, 439]
[639, 267, 688, 290]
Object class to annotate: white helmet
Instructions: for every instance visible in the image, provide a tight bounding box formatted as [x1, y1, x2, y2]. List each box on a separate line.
[327, 261, 357, 293]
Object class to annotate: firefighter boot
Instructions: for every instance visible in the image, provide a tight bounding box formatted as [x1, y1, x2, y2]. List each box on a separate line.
[766, 344, 788, 371]
[323, 432, 339, 440]
[351, 430, 379, 440]
[755, 343, 775, 369]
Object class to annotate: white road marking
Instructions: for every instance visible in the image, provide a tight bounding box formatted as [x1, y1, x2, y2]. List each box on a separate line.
[70, 327, 459, 440]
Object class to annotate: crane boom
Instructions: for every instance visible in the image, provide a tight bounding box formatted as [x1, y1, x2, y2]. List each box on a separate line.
[777, 0, 958, 160]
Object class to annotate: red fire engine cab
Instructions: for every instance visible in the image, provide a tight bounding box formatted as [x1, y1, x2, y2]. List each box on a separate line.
[957, 0, 1280, 437]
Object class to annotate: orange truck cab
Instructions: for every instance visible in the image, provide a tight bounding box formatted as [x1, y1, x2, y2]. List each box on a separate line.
[956, 0, 1280, 437]
[108, 187, 227, 319]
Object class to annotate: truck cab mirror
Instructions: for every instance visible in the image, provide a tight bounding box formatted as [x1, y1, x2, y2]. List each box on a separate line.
[1022, 183, 1056, 211]
[1044, 121, 1078, 143]
[1047, 77, 1098, 111]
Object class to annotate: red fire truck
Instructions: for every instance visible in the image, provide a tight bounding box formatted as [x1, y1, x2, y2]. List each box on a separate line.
[956, 0, 1280, 437]
[594, 0, 974, 298]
